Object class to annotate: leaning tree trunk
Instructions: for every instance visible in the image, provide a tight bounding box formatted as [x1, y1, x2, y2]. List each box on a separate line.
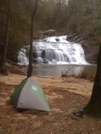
[84, 44, 101, 117]
[27, 0, 39, 78]
[0, 0, 11, 72]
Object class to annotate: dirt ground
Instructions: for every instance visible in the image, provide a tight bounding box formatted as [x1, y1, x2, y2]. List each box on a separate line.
[0, 72, 101, 134]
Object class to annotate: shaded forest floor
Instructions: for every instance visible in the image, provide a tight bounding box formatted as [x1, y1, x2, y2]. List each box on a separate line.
[0, 72, 101, 134]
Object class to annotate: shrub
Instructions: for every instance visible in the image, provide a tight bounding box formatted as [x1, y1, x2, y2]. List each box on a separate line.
[78, 66, 96, 81]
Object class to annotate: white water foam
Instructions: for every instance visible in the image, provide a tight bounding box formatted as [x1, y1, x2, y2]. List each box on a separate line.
[18, 35, 89, 65]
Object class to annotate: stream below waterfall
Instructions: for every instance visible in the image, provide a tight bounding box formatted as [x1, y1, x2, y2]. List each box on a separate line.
[21, 64, 96, 77]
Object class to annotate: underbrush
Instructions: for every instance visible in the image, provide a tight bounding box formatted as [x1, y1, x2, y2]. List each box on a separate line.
[78, 67, 96, 81]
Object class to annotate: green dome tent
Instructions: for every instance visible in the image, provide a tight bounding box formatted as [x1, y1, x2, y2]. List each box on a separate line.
[10, 77, 50, 112]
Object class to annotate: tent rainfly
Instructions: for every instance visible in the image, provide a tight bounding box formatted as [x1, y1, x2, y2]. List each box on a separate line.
[10, 77, 50, 112]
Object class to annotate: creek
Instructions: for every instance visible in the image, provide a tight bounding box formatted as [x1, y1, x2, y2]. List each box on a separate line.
[21, 64, 96, 77]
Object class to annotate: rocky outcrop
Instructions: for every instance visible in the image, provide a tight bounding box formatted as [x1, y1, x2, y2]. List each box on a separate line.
[82, 44, 99, 64]
[67, 33, 99, 64]
[37, 29, 56, 37]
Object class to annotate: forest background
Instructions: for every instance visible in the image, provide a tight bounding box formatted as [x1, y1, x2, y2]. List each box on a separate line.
[0, 0, 101, 63]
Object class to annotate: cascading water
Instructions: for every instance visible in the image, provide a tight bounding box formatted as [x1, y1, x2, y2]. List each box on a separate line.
[18, 49, 29, 65]
[18, 35, 88, 65]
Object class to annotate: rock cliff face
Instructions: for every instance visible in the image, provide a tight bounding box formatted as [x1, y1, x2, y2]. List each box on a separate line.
[82, 45, 99, 64]
[67, 34, 99, 64]
[6, 33, 99, 64]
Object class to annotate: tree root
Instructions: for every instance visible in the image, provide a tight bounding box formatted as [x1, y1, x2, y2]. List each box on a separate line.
[0, 69, 8, 75]
[83, 101, 101, 117]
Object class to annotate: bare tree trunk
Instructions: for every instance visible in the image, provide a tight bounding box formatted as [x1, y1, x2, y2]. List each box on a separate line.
[84, 44, 101, 117]
[27, 0, 39, 78]
[0, 0, 11, 72]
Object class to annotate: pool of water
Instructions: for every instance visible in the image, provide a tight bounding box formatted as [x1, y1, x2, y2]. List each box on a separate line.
[21, 64, 96, 77]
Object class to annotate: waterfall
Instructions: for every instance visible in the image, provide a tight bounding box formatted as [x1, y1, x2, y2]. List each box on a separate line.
[18, 35, 88, 65]
[18, 49, 29, 65]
